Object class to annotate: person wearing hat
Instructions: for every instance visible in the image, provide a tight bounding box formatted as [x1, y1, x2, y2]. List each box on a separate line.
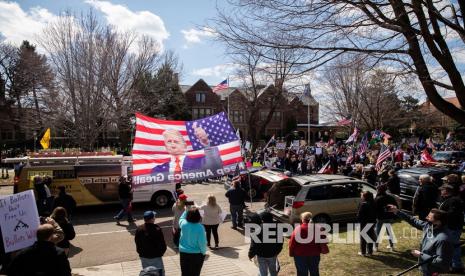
[438, 183, 464, 273]
[442, 174, 460, 194]
[52, 186, 77, 220]
[172, 194, 188, 248]
[135, 211, 167, 274]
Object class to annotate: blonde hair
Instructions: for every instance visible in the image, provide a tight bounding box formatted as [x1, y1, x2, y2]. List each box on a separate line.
[300, 212, 313, 222]
[207, 194, 217, 206]
[163, 129, 186, 145]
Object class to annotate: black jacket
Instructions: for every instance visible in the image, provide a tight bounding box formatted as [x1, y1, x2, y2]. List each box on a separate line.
[7, 241, 71, 276]
[118, 183, 132, 200]
[135, 223, 167, 258]
[386, 175, 401, 195]
[225, 187, 246, 205]
[53, 193, 77, 215]
[374, 193, 398, 220]
[248, 223, 283, 258]
[439, 196, 464, 230]
[56, 220, 76, 249]
[413, 183, 438, 214]
[358, 201, 377, 225]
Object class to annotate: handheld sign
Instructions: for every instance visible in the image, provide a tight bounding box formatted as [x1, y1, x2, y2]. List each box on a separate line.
[0, 190, 40, 253]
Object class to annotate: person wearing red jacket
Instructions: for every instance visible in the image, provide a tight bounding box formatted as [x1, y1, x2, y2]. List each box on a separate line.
[289, 212, 326, 276]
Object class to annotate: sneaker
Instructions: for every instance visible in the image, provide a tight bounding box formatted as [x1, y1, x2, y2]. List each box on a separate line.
[231, 226, 237, 230]
[214, 245, 219, 249]
[386, 245, 394, 252]
[113, 216, 120, 223]
[373, 246, 378, 252]
[127, 218, 137, 223]
[357, 252, 366, 257]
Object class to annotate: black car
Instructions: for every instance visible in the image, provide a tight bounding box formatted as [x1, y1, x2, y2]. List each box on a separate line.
[396, 167, 451, 207]
[432, 151, 465, 163]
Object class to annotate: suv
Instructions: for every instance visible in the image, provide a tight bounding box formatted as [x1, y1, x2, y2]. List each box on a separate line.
[265, 174, 376, 224]
[396, 167, 449, 207]
[432, 151, 465, 163]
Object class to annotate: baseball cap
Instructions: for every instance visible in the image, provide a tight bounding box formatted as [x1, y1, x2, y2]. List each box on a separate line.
[438, 184, 454, 191]
[178, 194, 188, 201]
[143, 211, 157, 220]
[441, 174, 459, 183]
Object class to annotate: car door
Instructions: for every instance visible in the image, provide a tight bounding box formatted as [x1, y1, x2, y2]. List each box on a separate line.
[326, 183, 360, 221]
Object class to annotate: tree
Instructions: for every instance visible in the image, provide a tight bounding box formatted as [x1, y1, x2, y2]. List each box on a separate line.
[323, 56, 404, 130]
[134, 52, 190, 120]
[210, 0, 465, 125]
[41, 12, 160, 150]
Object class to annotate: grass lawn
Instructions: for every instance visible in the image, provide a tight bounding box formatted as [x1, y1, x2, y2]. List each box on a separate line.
[278, 221, 465, 276]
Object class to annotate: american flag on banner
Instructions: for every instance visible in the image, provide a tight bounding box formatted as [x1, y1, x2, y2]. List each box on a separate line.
[132, 112, 243, 185]
[375, 144, 391, 171]
[357, 132, 369, 155]
[212, 79, 229, 93]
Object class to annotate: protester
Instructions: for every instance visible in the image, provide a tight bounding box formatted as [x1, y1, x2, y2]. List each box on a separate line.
[50, 207, 76, 256]
[374, 184, 397, 251]
[135, 211, 167, 274]
[33, 176, 48, 216]
[225, 178, 247, 229]
[42, 176, 55, 214]
[438, 184, 464, 273]
[52, 186, 77, 220]
[172, 193, 188, 248]
[388, 205, 453, 276]
[357, 191, 377, 256]
[385, 170, 400, 195]
[179, 207, 207, 276]
[248, 211, 283, 276]
[289, 212, 326, 276]
[7, 224, 72, 276]
[200, 195, 222, 249]
[412, 174, 438, 220]
[348, 164, 363, 179]
[114, 176, 135, 223]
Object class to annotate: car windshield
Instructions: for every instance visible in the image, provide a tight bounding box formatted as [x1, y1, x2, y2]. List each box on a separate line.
[432, 152, 451, 160]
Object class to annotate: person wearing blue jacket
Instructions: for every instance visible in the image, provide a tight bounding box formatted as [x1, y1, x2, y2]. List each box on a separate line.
[179, 207, 207, 276]
[387, 204, 453, 276]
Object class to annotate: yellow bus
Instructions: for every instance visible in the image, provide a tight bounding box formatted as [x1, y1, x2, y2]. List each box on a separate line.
[2, 155, 176, 208]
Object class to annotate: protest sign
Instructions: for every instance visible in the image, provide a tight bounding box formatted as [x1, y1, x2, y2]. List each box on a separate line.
[292, 140, 300, 150]
[315, 147, 323, 155]
[276, 142, 286, 150]
[0, 190, 40, 253]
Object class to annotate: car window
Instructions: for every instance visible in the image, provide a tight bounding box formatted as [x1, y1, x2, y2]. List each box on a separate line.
[328, 184, 358, 199]
[306, 185, 329, 201]
[360, 184, 376, 194]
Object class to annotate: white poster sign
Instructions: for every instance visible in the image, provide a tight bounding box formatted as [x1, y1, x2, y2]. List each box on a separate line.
[276, 142, 286, 150]
[0, 190, 40, 253]
[292, 140, 300, 150]
[315, 147, 323, 155]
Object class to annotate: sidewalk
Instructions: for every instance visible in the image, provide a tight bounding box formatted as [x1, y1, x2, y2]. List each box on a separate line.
[72, 244, 258, 276]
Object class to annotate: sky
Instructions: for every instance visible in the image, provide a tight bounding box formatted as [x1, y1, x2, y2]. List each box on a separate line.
[0, 0, 234, 86]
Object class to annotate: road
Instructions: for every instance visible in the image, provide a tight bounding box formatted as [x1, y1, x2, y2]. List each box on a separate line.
[0, 182, 264, 269]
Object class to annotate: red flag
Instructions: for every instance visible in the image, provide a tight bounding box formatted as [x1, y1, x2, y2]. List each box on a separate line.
[317, 161, 332, 174]
[420, 149, 436, 166]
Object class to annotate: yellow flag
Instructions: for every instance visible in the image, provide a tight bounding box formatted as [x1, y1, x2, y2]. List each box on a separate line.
[40, 128, 51, 149]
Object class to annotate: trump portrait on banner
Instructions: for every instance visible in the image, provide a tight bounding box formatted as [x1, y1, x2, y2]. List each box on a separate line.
[151, 129, 205, 176]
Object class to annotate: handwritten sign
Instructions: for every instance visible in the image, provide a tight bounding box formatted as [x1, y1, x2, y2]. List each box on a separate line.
[0, 190, 40, 253]
[276, 142, 286, 150]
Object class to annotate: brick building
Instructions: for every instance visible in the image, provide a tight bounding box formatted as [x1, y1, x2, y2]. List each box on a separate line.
[181, 79, 319, 141]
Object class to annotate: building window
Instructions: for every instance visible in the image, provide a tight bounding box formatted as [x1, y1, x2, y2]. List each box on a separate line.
[231, 110, 243, 123]
[273, 111, 281, 121]
[0, 129, 13, 140]
[260, 111, 268, 121]
[195, 93, 206, 103]
[192, 108, 212, 119]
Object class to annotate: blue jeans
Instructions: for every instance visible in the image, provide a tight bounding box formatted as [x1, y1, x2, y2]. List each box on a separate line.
[230, 204, 243, 227]
[115, 198, 133, 220]
[293, 255, 320, 276]
[449, 229, 463, 269]
[140, 257, 164, 276]
[257, 256, 278, 276]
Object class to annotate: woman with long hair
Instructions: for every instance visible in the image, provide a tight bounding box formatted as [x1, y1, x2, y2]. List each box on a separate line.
[357, 191, 377, 256]
[200, 195, 222, 249]
[179, 207, 207, 276]
[50, 207, 75, 256]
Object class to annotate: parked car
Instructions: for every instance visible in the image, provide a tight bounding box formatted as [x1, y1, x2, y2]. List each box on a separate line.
[432, 151, 465, 163]
[224, 168, 288, 199]
[265, 174, 377, 224]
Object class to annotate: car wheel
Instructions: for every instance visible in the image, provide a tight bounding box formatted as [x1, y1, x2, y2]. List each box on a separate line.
[248, 188, 257, 199]
[313, 214, 331, 225]
[151, 192, 173, 208]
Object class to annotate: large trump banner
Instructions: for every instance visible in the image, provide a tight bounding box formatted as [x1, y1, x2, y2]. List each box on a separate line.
[132, 112, 244, 185]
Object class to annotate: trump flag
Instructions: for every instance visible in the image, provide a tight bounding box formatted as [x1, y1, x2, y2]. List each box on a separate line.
[132, 112, 244, 185]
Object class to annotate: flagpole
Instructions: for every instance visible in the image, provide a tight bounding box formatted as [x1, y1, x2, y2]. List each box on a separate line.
[307, 101, 310, 146]
[227, 76, 230, 120]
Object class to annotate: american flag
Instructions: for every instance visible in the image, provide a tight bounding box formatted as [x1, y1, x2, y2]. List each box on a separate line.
[357, 132, 369, 155]
[345, 127, 359, 144]
[212, 79, 229, 93]
[132, 112, 242, 183]
[375, 144, 391, 171]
